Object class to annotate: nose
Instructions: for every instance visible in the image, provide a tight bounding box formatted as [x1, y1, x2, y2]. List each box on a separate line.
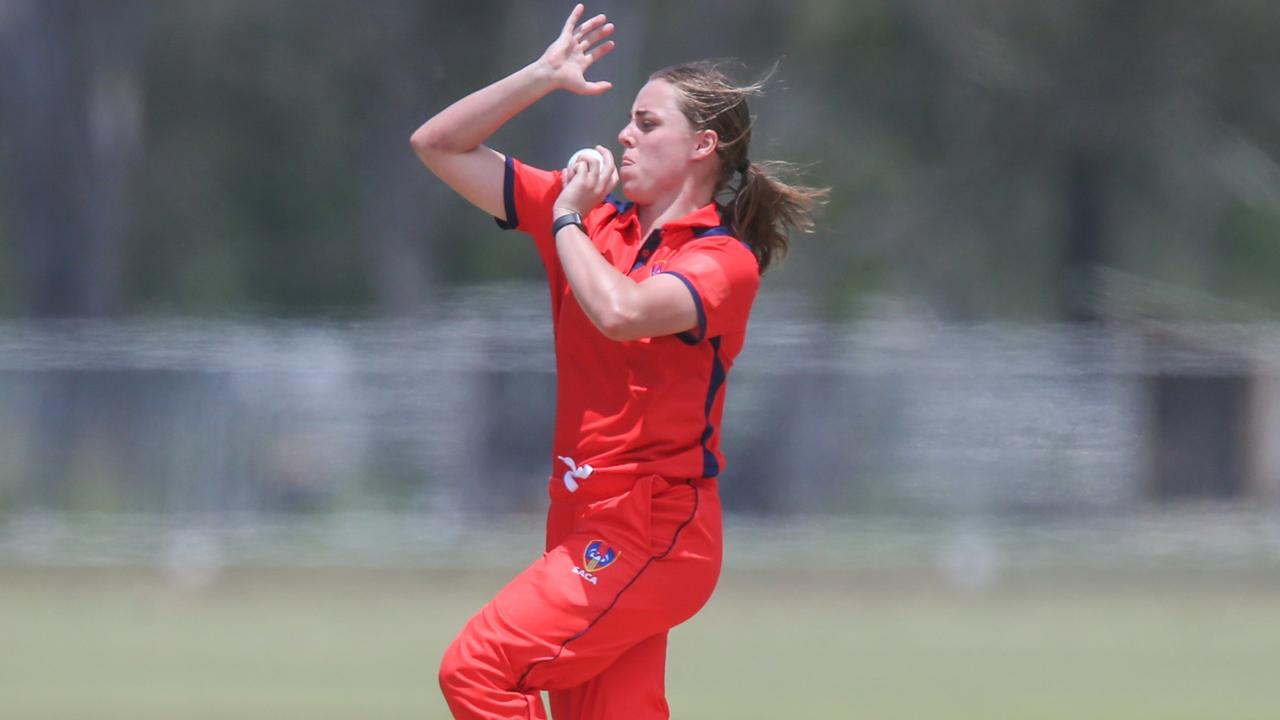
[617, 124, 635, 148]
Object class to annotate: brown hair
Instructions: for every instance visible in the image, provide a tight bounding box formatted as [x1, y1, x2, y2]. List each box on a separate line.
[651, 60, 828, 273]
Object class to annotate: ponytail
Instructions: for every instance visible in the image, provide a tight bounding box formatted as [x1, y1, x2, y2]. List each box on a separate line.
[728, 161, 827, 273]
[652, 60, 828, 273]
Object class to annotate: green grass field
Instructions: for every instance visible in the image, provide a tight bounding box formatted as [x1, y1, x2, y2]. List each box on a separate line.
[3, 564, 1280, 719]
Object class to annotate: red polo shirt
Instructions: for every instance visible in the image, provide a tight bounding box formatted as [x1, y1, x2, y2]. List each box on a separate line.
[495, 155, 760, 489]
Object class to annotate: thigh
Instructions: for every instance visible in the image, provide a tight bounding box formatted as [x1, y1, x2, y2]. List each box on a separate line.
[468, 475, 720, 694]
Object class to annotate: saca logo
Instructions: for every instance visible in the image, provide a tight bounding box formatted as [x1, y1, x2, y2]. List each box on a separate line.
[571, 539, 620, 585]
[583, 540, 618, 572]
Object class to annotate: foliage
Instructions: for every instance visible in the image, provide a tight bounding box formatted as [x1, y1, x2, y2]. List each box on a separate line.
[1, 0, 1278, 319]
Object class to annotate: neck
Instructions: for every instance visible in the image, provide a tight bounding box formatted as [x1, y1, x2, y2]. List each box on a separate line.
[636, 180, 715, 238]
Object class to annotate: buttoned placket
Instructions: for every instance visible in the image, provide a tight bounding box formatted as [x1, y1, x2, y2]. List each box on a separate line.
[628, 229, 664, 274]
[608, 201, 724, 275]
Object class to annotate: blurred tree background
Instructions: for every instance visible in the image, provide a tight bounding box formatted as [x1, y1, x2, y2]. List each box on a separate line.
[2, 0, 1277, 322]
[5, 10, 1280, 718]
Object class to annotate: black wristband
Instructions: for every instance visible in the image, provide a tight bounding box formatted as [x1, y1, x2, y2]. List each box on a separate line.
[552, 212, 585, 238]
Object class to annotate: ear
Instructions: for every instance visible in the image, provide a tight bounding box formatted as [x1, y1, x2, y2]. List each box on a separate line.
[692, 129, 718, 161]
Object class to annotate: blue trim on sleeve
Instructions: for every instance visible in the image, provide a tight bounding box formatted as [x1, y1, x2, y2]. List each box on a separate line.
[699, 336, 726, 478]
[692, 224, 756, 260]
[664, 270, 706, 345]
[694, 225, 760, 268]
[493, 155, 518, 230]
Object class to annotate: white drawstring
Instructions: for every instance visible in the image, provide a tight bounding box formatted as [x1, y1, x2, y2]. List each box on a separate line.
[558, 455, 593, 492]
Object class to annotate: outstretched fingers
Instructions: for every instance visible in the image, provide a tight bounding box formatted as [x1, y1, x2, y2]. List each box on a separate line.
[579, 23, 614, 53]
[579, 28, 615, 93]
[587, 40, 615, 63]
[561, 4, 585, 38]
[547, 5, 614, 95]
[574, 13, 608, 42]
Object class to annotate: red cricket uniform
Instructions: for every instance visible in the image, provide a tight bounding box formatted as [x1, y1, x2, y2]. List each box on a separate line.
[439, 155, 760, 720]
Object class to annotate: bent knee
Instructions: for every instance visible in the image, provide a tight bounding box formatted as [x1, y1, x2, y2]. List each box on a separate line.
[438, 638, 470, 695]
[439, 635, 520, 699]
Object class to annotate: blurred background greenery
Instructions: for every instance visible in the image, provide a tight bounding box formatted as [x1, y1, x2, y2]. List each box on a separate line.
[4, 1, 1280, 718]
[3, 0, 1280, 320]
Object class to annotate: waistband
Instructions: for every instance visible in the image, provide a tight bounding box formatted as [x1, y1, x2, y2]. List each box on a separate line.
[546, 463, 712, 504]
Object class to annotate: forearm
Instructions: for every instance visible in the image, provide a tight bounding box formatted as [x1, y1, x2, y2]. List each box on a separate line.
[411, 61, 557, 153]
[554, 226, 636, 338]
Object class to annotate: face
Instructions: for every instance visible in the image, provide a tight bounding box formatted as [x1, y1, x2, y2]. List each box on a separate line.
[617, 79, 714, 205]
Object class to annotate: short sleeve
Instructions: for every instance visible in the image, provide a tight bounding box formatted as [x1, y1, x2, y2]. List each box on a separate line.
[493, 155, 564, 273]
[662, 239, 761, 344]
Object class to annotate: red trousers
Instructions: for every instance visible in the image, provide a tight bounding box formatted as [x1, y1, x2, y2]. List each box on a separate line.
[440, 474, 723, 719]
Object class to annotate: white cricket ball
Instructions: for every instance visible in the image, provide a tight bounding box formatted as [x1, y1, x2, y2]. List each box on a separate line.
[566, 147, 605, 173]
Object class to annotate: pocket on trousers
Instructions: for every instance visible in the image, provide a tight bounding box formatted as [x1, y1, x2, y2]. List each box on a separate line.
[578, 476, 655, 554]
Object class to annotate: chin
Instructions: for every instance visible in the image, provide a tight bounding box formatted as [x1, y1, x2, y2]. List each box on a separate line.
[619, 178, 652, 206]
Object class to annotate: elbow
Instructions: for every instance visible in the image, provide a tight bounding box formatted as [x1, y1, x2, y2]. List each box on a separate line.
[599, 318, 633, 342]
[409, 127, 439, 157]
[597, 298, 640, 342]
[409, 122, 453, 158]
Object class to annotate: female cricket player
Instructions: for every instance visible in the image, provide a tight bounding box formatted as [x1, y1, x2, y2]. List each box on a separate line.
[411, 5, 824, 718]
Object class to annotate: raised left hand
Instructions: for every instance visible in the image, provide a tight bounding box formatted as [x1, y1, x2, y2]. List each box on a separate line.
[538, 4, 616, 96]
